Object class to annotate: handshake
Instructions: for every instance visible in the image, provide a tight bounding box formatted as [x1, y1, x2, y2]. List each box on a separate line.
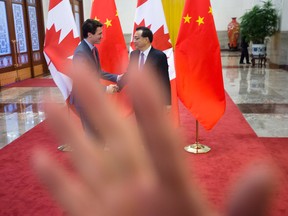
[106, 73, 127, 94]
[106, 84, 119, 94]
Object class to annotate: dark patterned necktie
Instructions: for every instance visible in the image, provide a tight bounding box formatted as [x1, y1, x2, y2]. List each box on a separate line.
[92, 47, 100, 69]
[92, 47, 98, 61]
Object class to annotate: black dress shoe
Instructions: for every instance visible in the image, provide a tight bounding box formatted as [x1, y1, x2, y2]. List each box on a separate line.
[239, 62, 244, 64]
[246, 62, 251, 64]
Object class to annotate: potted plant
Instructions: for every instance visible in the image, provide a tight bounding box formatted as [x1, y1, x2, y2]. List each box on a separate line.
[239, 0, 278, 56]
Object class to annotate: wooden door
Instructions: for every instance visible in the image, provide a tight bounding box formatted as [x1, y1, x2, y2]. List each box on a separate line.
[71, 0, 84, 39]
[0, 0, 46, 86]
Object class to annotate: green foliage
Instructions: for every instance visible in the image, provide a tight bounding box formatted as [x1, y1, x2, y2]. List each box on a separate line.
[240, 0, 278, 44]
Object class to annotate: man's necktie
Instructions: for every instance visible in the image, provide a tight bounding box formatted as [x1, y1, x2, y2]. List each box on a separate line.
[139, 52, 145, 69]
[92, 47, 100, 69]
[92, 47, 98, 62]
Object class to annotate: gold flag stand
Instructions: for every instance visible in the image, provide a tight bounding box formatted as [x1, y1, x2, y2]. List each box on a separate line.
[184, 120, 211, 154]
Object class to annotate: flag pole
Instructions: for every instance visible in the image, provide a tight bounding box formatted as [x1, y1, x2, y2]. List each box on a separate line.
[184, 120, 211, 154]
[57, 102, 73, 152]
[12, 40, 21, 82]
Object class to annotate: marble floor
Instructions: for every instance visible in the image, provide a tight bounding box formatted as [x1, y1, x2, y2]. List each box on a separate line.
[0, 51, 288, 149]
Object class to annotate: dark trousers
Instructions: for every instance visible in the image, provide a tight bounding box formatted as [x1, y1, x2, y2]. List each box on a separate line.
[240, 48, 250, 63]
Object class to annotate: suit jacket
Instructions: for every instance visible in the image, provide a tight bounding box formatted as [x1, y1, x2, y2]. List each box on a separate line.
[70, 40, 118, 135]
[119, 47, 171, 105]
[73, 40, 117, 82]
[70, 40, 117, 106]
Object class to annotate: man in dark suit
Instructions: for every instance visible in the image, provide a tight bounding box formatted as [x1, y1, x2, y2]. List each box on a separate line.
[119, 26, 171, 108]
[72, 19, 120, 92]
[69, 19, 121, 147]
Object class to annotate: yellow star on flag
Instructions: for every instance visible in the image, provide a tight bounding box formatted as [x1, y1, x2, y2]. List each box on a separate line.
[183, 14, 192, 23]
[209, 6, 213, 14]
[94, 16, 100, 21]
[196, 16, 204, 26]
[105, 18, 112, 28]
[116, 10, 118, 16]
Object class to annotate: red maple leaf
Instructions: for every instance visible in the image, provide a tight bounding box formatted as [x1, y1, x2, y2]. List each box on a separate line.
[137, 0, 148, 7]
[44, 25, 80, 76]
[131, 21, 171, 52]
[48, 0, 61, 11]
[130, 19, 151, 50]
[152, 25, 172, 51]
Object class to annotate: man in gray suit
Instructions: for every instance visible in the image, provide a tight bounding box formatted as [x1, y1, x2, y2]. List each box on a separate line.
[70, 19, 121, 146]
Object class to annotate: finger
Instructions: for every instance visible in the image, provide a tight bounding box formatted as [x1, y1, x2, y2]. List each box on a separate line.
[127, 70, 210, 216]
[31, 149, 100, 216]
[45, 90, 157, 215]
[74, 70, 129, 130]
[46, 100, 151, 207]
[70, 70, 154, 182]
[226, 163, 277, 216]
[71, 68, 129, 142]
[45, 102, 117, 194]
[128, 70, 188, 185]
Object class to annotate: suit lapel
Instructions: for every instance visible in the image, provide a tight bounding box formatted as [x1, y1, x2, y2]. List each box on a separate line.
[82, 41, 100, 70]
[145, 47, 154, 65]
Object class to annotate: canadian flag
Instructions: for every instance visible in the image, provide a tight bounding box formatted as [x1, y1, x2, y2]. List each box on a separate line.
[132, 0, 179, 125]
[43, 0, 80, 101]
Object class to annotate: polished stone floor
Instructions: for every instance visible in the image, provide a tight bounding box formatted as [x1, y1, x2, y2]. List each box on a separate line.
[0, 51, 288, 149]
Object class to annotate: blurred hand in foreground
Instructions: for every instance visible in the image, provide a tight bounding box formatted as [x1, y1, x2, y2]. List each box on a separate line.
[32, 70, 277, 216]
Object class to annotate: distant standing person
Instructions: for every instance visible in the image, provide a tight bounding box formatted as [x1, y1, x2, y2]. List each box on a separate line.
[239, 36, 251, 64]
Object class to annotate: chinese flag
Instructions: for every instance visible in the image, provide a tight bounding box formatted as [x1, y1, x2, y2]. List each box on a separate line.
[175, 0, 226, 130]
[90, 0, 128, 74]
[131, 0, 180, 126]
[90, 0, 131, 116]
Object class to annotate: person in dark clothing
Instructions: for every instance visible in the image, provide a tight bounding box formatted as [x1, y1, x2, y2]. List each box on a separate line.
[70, 19, 121, 149]
[239, 36, 251, 64]
[118, 26, 171, 108]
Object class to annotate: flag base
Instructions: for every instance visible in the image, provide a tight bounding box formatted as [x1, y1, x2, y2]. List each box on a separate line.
[184, 142, 211, 154]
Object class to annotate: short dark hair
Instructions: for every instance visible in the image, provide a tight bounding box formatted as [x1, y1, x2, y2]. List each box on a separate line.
[82, 19, 103, 38]
[136, 26, 153, 43]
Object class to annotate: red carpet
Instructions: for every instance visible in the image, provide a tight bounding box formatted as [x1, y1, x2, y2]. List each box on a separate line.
[0, 122, 65, 216]
[178, 94, 288, 214]
[260, 138, 288, 215]
[5, 78, 56, 87]
[0, 94, 288, 215]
